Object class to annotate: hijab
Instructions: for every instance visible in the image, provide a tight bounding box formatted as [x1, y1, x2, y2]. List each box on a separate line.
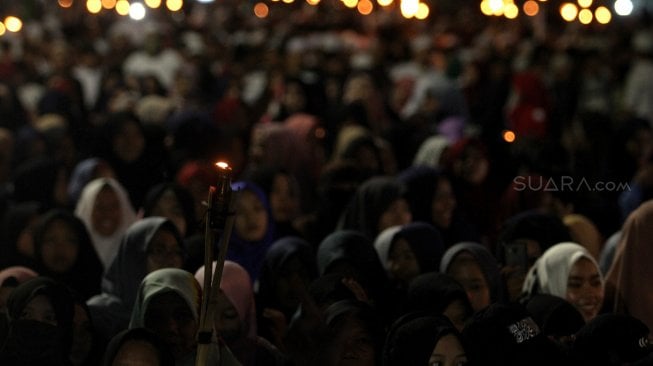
[606, 200, 653, 334]
[441, 242, 505, 303]
[86, 217, 182, 342]
[1, 277, 74, 365]
[0, 266, 38, 287]
[103, 327, 174, 366]
[338, 176, 408, 240]
[31, 209, 103, 300]
[226, 181, 275, 284]
[141, 182, 198, 238]
[412, 135, 450, 169]
[394, 222, 446, 273]
[257, 236, 317, 319]
[194, 260, 257, 340]
[563, 213, 603, 261]
[522, 242, 603, 300]
[384, 313, 461, 366]
[403, 272, 473, 319]
[74, 177, 137, 270]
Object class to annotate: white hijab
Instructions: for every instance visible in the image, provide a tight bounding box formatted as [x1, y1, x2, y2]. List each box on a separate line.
[75, 177, 137, 271]
[522, 242, 603, 299]
[373, 225, 402, 272]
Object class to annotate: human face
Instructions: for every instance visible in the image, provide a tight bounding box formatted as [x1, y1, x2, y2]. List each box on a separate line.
[378, 199, 412, 234]
[566, 257, 604, 322]
[269, 174, 299, 223]
[20, 294, 57, 326]
[275, 256, 310, 315]
[332, 318, 376, 366]
[447, 253, 491, 312]
[92, 186, 122, 237]
[429, 334, 468, 366]
[144, 291, 197, 360]
[40, 219, 79, 273]
[213, 291, 243, 342]
[113, 120, 145, 163]
[234, 190, 268, 242]
[431, 179, 456, 229]
[442, 300, 469, 333]
[150, 189, 187, 237]
[145, 229, 183, 274]
[387, 239, 420, 284]
[111, 339, 160, 366]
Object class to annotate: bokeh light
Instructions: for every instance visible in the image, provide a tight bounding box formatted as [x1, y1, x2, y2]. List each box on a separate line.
[358, 0, 373, 14]
[523, 0, 539, 16]
[503, 130, 516, 143]
[129, 2, 146, 19]
[253, 2, 269, 17]
[577, 0, 592, 8]
[4, 17, 22, 32]
[614, 0, 633, 15]
[415, 2, 429, 19]
[116, 0, 130, 14]
[595, 6, 611, 23]
[400, 0, 419, 18]
[102, 0, 117, 9]
[306, 0, 320, 4]
[86, 0, 102, 13]
[378, 0, 393, 6]
[504, 3, 519, 18]
[0, 23, 6, 36]
[166, 0, 183, 11]
[560, 3, 578, 21]
[59, 0, 74, 8]
[578, 8, 592, 23]
[145, 0, 161, 8]
[343, 0, 358, 8]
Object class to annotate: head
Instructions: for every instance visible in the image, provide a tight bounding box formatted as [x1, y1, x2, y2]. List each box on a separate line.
[145, 224, 184, 274]
[522, 242, 604, 323]
[233, 181, 271, 243]
[384, 314, 466, 366]
[107, 112, 145, 163]
[445, 252, 491, 312]
[143, 184, 196, 238]
[324, 300, 382, 366]
[131, 268, 201, 361]
[104, 327, 174, 366]
[92, 183, 123, 237]
[432, 177, 457, 228]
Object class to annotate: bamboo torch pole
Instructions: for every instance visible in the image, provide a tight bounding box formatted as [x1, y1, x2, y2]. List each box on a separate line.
[196, 161, 235, 366]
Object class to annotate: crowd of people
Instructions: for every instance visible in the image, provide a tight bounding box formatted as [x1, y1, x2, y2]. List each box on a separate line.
[0, 0, 652, 365]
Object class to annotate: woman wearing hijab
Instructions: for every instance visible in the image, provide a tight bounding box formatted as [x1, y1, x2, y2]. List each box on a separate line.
[74, 177, 137, 271]
[256, 236, 317, 349]
[86, 217, 184, 344]
[563, 213, 604, 261]
[0, 277, 75, 366]
[374, 222, 446, 290]
[31, 209, 103, 300]
[195, 261, 284, 366]
[129, 268, 241, 366]
[398, 166, 479, 248]
[227, 181, 276, 284]
[337, 176, 412, 241]
[0, 201, 43, 269]
[66, 157, 116, 208]
[0, 266, 38, 313]
[103, 327, 174, 366]
[440, 242, 506, 312]
[605, 199, 653, 335]
[522, 242, 604, 323]
[317, 230, 394, 322]
[383, 313, 468, 366]
[141, 182, 198, 239]
[402, 272, 474, 332]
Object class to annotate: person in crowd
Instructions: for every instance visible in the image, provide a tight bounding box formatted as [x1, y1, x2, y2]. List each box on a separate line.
[562, 213, 604, 261]
[129, 268, 241, 366]
[0, 277, 75, 366]
[87, 217, 185, 344]
[103, 327, 174, 366]
[398, 165, 480, 247]
[522, 242, 604, 323]
[140, 182, 198, 239]
[74, 177, 137, 271]
[0, 201, 44, 269]
[524, 293, 585, 350]
[317, 230, 394, 321]
[440, 242, 505, 312]
[243, 165, 304, 240]
[383, 313, 468, 366]
[605, 199, 653, 335]
[67, 157, 116, 209]
[570, 313, 653, 366]
[462, 302, 570, 366]
[227, 181, 276, 284]
[256, 236, 317, 349]
[374, 221, 446, 291]
[337, 176, 412, 241]
[31, 209, 103, 300]
[403, 272, 474, 332]
[0, 266, 38, 313]
[195, 261, 285, 366]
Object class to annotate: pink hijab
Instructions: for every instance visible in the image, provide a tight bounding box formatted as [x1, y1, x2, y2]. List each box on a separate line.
[0, 266, 38, 286]
[195, 260, 257, 340]
[606, 200, 653, 333]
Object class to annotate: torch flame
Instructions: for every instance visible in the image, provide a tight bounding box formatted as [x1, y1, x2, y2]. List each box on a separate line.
[215, 161, 230, 170]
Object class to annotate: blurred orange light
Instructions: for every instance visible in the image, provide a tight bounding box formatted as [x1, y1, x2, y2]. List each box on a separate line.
[216, 161, 230, 170]
[503, 130, 516, 143]
[59, 0, 74, 8]
[358, 0, 373, 14]
[253, 2, 269, 17]
[102, 0, 116, 9]
[523, 0, 539, 16]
